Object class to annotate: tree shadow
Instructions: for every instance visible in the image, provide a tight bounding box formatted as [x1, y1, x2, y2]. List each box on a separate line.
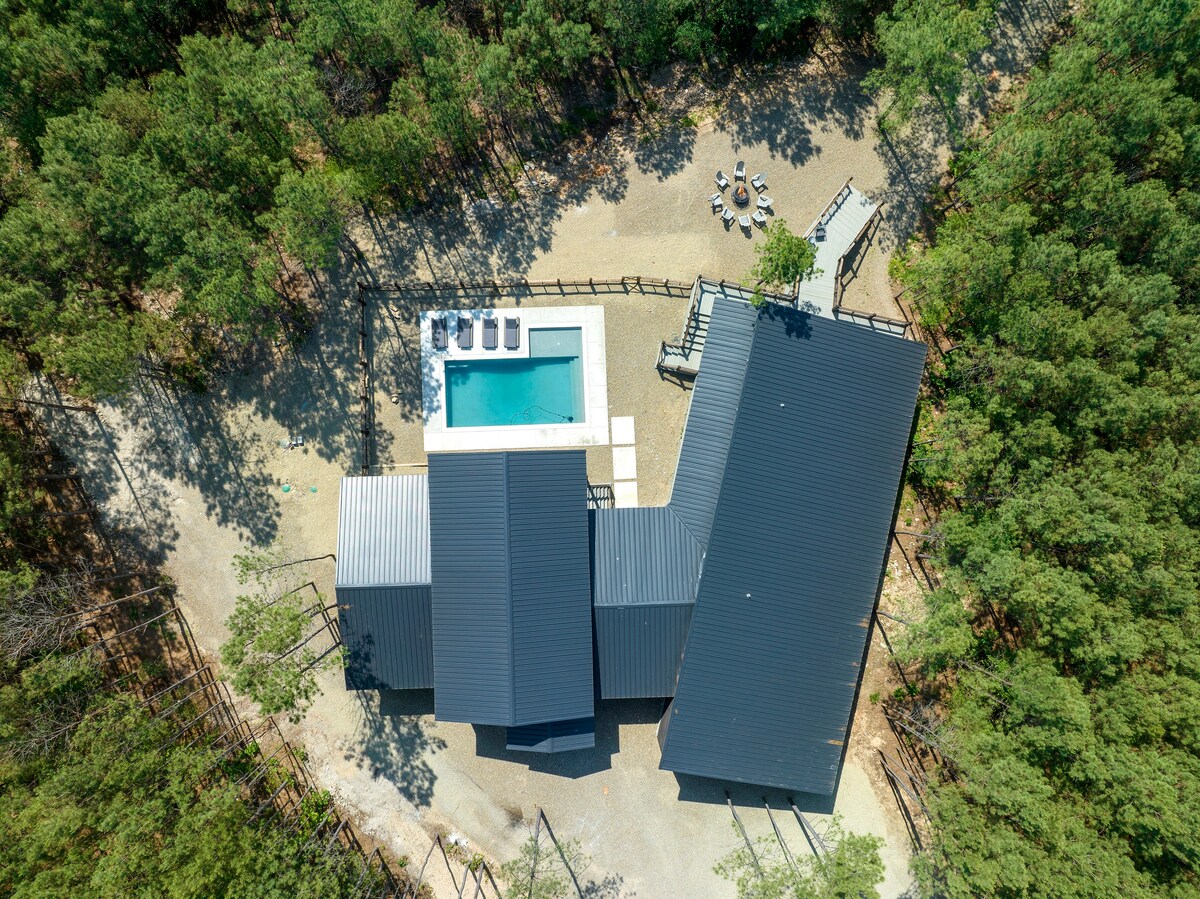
[871, 104, 950, 250]
[347, 689, 445, 808]
[971, 0, 1068, 107]
[632, 123, 696, 181]
[334, 141, 632, 293]
[717, 52, 874, 166]
[581, 874, 630, 898]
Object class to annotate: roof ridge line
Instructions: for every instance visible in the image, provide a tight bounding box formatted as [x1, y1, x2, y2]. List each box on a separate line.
[663, 306, 764, 719]
[502, 452, 517, 725]
[663, 503, 707, 568]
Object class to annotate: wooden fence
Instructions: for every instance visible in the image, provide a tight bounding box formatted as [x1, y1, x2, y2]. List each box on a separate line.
[82, 595, 415, 898]
[356, 275, 693, 298]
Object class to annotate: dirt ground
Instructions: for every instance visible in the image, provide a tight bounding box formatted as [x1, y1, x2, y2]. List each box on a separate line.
[27, 7, 1064, 895]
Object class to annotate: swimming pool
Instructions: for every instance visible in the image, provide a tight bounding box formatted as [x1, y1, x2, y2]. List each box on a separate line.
[445, 327, 585, 428]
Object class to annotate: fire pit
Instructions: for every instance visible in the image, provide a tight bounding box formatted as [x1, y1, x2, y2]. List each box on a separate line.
[732, 184, 751, 207]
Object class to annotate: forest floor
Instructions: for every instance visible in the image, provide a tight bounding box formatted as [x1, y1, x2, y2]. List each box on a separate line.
[28, 3, 1063, 895]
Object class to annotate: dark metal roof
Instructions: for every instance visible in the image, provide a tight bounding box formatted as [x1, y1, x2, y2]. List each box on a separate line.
[337, 585, 433, 690]
[428, 451, 594, 727]
[667, 297, 758, 548]
[590, 507, 700, 699]
[595, 604, 693, 699]
[506, 717, 596, 753]
[590, 507, 704, 607]
[335, 475, 430, 587]
[659, 302, 927, 795]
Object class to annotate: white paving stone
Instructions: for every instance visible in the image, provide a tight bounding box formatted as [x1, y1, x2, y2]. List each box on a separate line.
[613, 480, 639, 508]
[612, 445, 638, 480]
[610, 416, 636, 445]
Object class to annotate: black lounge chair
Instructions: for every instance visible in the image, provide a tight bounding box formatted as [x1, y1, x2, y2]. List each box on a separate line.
[483, 317, 498, 349]
[504, 317, 520, 350]
[431, 316, 447, 350]
[457, 316, 473, 350]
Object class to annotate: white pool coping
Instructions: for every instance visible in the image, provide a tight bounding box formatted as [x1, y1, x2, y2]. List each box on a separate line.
[421, 306, 609, 453]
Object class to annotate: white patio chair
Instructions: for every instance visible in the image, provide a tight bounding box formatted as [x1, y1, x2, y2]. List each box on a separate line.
[757, 195, 773, 210]
[752, 210, 768, 227]
[751, 173, 766, 191]
[721, 207, 735, 224]
[734, 161, 746, 181]
[715, 171, 729, 190]
[710, 193, 723, 210]
[738, 213, 751, 229]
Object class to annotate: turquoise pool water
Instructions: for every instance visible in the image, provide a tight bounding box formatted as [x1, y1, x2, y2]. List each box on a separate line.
[445, 327, 585, 427]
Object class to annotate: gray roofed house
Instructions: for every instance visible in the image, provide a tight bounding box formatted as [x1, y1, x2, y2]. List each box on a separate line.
[657, 302, 927, 795]
[428, 450, 594, 729]
[335, 475, 434, 690]
[335, 260, 927, 788]
[591, 507, 704, 698]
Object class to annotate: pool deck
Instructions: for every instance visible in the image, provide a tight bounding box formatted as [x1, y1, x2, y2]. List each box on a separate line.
[421, 306, 610, 452]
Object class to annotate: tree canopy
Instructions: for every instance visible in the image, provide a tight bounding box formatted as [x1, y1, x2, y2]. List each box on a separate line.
[749, 219, 819, 303]
[864, 0, 993, 134]
[899, 0, 1200, 894]
[220, 545, 341, 723]
[715, 818, 886, 898]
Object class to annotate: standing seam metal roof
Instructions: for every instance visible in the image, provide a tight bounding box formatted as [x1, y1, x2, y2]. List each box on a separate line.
[590, 507, 704, 607]
[335, 475, 430, 587]
[428, 451, 594, 727]
[591, 507, 703, 698]
[337, 585, 433, 690]
[667, 297, 758, 549]
[334, 475, 434, 692]
[659, 301, 927, 795]
[594, 604, 694, 699]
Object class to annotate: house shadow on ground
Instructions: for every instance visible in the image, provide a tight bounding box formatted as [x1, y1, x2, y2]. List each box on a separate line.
[674, 772, 837, 816]
[469, 698, 666, 778]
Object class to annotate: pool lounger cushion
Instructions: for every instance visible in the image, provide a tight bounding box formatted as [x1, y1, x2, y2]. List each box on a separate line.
[457, 316, 473, 350]
[504, 317, 520, 350]
[431, 316, 447, 349]
[483, 318, 498, 349]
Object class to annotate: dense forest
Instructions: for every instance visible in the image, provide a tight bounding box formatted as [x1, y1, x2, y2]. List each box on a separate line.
[0, 407, 392, 896]
[902, 0, 1200, 894]
[0, 0, 892, 400]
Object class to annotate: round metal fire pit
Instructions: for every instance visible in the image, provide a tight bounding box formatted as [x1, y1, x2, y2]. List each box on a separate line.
[732, 184, 751, 207]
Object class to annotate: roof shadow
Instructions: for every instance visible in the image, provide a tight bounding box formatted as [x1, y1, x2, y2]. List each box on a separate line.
[471, 715, 615, 777]
[672, 774, 836, 816]
[469, 698, 665, 777]
[378, 688, 436, 716]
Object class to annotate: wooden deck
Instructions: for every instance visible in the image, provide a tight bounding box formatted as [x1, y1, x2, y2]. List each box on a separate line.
[797, 180, 880, 313]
